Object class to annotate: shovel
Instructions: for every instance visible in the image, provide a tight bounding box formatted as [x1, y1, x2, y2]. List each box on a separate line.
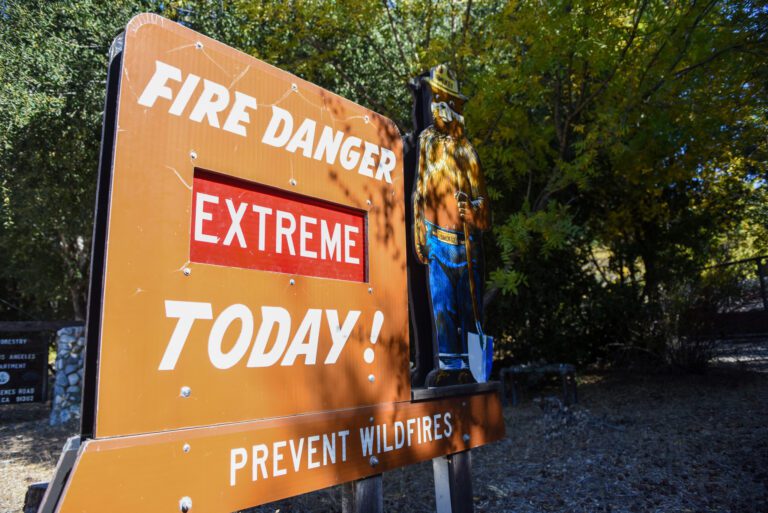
[456, 192, 493, 383]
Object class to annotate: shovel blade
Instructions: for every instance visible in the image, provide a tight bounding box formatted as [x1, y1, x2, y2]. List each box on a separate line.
[468, 330, 493, 383]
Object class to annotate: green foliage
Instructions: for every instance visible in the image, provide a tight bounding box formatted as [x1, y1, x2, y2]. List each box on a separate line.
[0, 0, 160, 319]
[1, 1, 765, 367]
[473, 0, 768, 364]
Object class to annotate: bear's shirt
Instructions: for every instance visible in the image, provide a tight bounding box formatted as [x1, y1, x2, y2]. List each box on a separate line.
[417, 126, 480, 232]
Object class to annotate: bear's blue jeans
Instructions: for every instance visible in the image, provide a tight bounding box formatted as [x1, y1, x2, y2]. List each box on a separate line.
[425, 221, 483, 370]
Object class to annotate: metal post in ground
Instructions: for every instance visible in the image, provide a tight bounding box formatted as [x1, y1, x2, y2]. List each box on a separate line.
[341, 474, 383, 513]
[433, 450, 474, 513]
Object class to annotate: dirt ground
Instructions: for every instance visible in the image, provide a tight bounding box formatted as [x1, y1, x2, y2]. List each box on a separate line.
[2, 341, 767, 513]
[0, 404, 76, 513]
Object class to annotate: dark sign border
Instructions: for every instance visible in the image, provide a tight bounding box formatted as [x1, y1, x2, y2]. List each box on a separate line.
[80, 33, 124, 439]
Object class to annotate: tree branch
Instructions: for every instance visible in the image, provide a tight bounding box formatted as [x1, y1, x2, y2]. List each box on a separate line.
[382, 0, 411, 73]
[350, 14, 408, 80]
[587, 245, 610, 284]
[422, 0, 435, 50]
[673, 38, 767, 78]
[479, 107, 505, 147]
[461, 0, 473, 46]
[569, 0, 648, 120]
[636, 1, 693, 88]
[399, 1, 417, 53]
[640, 0, 718, 102]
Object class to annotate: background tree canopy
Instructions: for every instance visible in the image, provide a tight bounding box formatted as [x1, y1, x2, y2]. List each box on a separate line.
[1, 0, 766, 366]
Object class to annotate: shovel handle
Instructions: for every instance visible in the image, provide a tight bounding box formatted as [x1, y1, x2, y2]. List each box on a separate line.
[461, 220, 481, 328]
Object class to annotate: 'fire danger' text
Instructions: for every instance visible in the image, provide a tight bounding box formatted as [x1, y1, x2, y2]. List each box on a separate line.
[137, 60, 396, 182]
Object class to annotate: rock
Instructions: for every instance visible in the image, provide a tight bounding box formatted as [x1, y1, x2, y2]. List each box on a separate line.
[50, 326, 85, 425]
[50, 327, 86, 426]
[57, 327, 79, 337]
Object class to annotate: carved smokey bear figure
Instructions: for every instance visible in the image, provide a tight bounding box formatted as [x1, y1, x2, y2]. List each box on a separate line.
[413, 64, 491, 385]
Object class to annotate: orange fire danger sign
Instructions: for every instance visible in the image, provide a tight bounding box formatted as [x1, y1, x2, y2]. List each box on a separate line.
[92, 12, 410, 438]
[47, 13, 504, 512]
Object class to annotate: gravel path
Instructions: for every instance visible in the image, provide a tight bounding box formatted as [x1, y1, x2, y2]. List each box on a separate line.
[0, 405, 76, 513]
[2, 345, 767, 513]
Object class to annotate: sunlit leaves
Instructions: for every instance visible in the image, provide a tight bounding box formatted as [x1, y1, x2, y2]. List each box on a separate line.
[1, 0, 765, 363]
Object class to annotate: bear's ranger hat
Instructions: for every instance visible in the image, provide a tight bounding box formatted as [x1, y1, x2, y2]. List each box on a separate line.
[426, 64, 468, 101]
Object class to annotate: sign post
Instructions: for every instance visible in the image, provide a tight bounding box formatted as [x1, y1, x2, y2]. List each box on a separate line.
[39, 14, 504, 512]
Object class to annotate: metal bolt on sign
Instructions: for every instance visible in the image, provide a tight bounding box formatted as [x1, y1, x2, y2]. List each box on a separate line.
[189, 150, 197, 160]
[194, 41, 203, 49]
[368, 374, 375, 383]
[289, 178, 297, 186]
[183, 444, 190, 453]
[183, 268, 191, 276]
[463, 434, 470, 443]
[289, 279, 295, 286]
[369, 456, 379, 467]
[180, 386, 191, 398]
[179, 496, 192, 512]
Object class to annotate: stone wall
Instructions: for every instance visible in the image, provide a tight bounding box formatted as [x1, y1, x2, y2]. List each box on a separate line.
[49, 326, 85, 426]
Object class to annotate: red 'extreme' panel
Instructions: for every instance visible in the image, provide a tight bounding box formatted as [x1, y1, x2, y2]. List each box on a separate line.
[190, 170, 367, 282]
